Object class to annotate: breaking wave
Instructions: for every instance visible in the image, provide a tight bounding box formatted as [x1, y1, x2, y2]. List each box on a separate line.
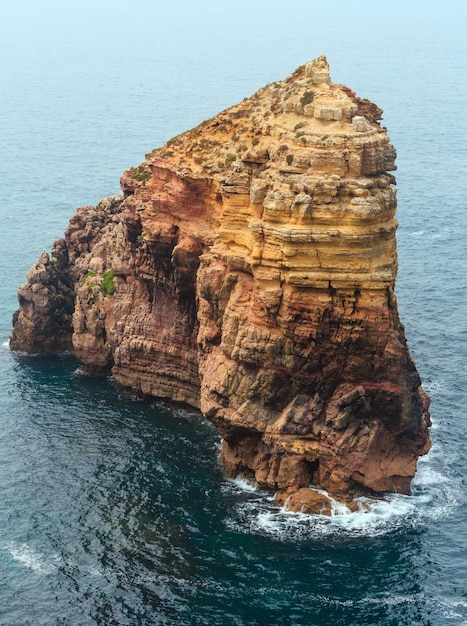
[223, 451, 459, 541]
[4, 542, 60, 575]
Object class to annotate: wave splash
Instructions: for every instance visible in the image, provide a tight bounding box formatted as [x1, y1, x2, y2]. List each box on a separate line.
[5, 542, 60, 574]
[223, 451, 459, 541]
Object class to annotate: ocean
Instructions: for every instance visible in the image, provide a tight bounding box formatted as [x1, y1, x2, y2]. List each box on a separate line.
[0, 2, 466, 624]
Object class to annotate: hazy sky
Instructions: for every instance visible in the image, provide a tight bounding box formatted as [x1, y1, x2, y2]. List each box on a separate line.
[2, 0, 466, 46]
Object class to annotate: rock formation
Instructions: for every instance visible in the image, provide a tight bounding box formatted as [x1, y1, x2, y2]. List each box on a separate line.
[11, 56, 431, 513]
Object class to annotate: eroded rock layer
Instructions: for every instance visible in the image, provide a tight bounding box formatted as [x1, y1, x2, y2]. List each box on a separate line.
[11, 57, 431, 512]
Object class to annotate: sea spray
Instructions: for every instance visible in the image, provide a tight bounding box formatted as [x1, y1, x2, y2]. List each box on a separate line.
[222, 453, 459, 541]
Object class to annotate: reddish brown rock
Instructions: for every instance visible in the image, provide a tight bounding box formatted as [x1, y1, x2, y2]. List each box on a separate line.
[10, 56, 431, 511]
[275, 488, 333, 516]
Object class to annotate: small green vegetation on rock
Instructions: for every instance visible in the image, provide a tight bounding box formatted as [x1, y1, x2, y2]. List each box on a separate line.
[224, 153, 236, 167]
[129, 164, 151, 183]
[300, 90, 315, 106]
[101, 269, 116, 296]
[192, 117, 213, 134]
[167, 133, 185, 146]
[81, 270, 96, 285]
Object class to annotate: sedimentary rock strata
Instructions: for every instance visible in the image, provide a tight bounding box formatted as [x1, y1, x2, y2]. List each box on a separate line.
[11, 56, 431, 513]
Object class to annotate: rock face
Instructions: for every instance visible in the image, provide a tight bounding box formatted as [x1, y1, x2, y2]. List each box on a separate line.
[10, 56, 431, 512]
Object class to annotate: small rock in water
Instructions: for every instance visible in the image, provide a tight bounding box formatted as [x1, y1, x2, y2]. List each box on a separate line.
[276, 488, 333, 516]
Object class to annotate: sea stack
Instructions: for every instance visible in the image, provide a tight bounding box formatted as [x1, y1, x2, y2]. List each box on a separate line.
[11, 56, 431, 513]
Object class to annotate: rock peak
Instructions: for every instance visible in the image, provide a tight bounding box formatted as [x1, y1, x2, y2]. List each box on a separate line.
[303, 54, 331, 84]
[11, 58, 430, 514]
[133, 56, 395, 293]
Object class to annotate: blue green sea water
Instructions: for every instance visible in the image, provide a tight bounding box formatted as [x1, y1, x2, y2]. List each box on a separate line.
[1, 2, 466, 624]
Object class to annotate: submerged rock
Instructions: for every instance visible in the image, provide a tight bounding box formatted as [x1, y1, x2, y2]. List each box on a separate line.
[10, 56, 431, 511]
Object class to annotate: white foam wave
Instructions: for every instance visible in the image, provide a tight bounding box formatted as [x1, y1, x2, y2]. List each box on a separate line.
[73, 366, 89, 377]
[223, 454, 460, 540]
[412, 463, 447, 489]
[88, 565, 104, 577]
[225, 495, 407, 540]
[357, 593, 421, 606]
[424, 379, 446, 396]
[2, 341, 10, 350]
[227, 477, 259, 493]
[7, 542, 60, 574]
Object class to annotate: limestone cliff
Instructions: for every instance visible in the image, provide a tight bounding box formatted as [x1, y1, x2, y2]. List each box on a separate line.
[11, 56, 431, 513]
